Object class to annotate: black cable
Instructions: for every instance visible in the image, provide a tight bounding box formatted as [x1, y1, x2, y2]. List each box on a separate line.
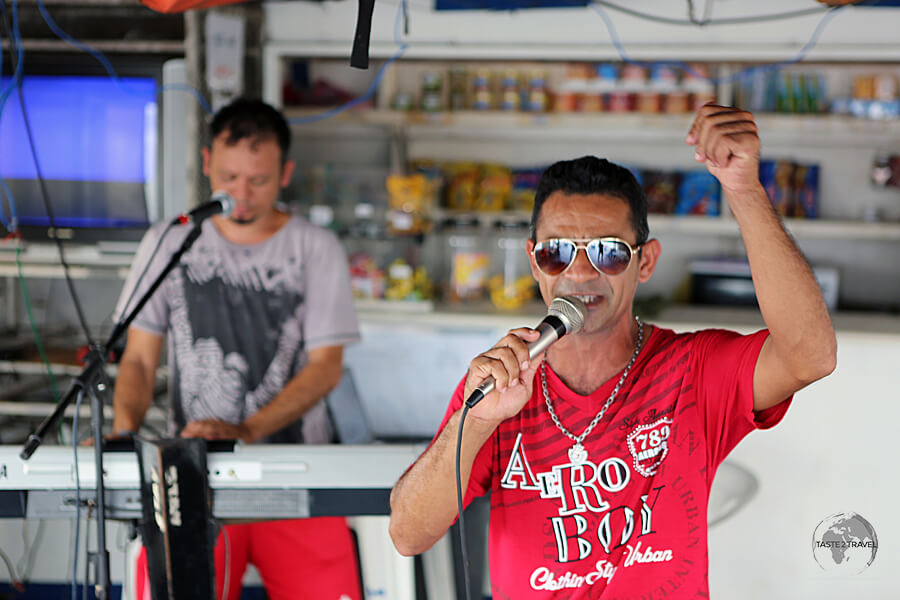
[686, 0, 699, 25]
[702, 0, 714, 25]
[685, 0, 715, 26]
[455, 404, 473, 600]
[591, 0, 830, 27]
[15, 91, 95, 346]
[0, 0, 95, 346]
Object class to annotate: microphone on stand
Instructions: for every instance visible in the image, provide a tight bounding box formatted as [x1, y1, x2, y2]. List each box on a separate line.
[465, 295, 587, 408]
[171, 191, 235, 226]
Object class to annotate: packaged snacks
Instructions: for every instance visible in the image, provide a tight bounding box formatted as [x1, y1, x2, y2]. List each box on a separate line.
[386, 174, 437, 234]
[489, 274, 534, 310]
[476, 165, 513, 212]
[510, 168, 543, 213]
[348, 252, 385, 299]
[444, 163, 481, 211]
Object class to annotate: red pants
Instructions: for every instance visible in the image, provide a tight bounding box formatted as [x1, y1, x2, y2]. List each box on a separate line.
[136, 517, 362, 600]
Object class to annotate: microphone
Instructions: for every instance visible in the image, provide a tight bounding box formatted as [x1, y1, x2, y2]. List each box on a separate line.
[171, 191, 235, 225]
[465, 295, 586, 408]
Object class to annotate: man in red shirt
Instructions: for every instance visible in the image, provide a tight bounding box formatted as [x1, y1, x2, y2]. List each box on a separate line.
[388, 105, 837, 598]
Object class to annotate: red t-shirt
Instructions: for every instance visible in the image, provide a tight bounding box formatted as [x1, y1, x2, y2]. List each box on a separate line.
[436, 325, 791, 599]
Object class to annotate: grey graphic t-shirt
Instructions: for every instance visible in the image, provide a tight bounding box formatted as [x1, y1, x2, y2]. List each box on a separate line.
[113, 214, 360, 443]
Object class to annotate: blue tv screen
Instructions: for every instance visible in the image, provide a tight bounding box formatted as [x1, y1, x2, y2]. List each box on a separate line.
[0, 75, 157, 240]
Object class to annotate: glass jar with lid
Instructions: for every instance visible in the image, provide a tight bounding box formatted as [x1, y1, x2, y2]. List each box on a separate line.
[489, 219, 535, 310]
[441, 216, 491, 303]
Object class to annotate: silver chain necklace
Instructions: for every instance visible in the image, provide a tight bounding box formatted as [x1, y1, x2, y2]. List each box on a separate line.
[542, 316, 644, 465]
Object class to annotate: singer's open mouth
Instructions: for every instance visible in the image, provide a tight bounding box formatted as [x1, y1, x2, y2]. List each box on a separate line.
[570, 294, 605, 308]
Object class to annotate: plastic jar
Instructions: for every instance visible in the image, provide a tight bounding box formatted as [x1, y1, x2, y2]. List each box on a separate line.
[420, 71, 444, 112]
[489, 220, 534, 310]
[443, 217, 491, 303]
[472, 69, 494, 110]
[449, 66, 468, 110]
[553, 79, 585, 112]
[498, 69, 521, 111]
[580, 79, 605, 112]
[525, 69, 549, 112]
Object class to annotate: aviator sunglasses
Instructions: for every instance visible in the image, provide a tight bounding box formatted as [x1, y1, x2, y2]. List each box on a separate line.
[532, 237, 643, 276]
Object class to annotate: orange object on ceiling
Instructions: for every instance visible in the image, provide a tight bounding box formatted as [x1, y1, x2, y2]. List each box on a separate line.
[139, 0, 246, 14]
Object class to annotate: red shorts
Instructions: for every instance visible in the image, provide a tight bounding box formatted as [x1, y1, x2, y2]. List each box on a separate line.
[135, 517, 362, 600]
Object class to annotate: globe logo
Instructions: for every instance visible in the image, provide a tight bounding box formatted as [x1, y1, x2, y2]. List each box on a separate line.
[812, 512, 878, 574]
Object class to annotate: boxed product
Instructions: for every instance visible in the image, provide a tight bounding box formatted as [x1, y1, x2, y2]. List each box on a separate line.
[642, 170, 681, 214]
[759, 160, 796, 217]
[758, 159, 820, 218]
[675, 171, 720, 216]
[792, 163, 819, 219]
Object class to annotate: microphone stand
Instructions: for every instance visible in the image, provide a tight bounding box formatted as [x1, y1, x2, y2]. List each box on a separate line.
[19, 223, 204, 600]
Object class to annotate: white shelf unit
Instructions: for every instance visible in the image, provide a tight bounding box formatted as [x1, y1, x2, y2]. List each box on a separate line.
[270, 50, 900, 309]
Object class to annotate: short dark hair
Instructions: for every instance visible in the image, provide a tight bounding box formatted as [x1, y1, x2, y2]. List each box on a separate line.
[531, 156, 649, 244]
[208, 98, 291, 163]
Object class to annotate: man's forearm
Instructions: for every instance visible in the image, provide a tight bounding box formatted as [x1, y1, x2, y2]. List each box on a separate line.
[239, 359, 343, 443]
[730, 185, 836, 376]
[389, 409, 497, 556]
[112, 361, 156, 433]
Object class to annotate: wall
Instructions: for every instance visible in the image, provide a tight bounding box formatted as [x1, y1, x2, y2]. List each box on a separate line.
[264, 0, 900, 62]
[708, 328, 899, 599]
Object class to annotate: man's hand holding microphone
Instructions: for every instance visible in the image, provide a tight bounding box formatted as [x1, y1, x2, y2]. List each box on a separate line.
[462, 295, 586, 425]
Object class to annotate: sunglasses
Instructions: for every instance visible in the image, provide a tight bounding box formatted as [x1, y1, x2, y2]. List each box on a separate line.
[533, 237, 643, 276]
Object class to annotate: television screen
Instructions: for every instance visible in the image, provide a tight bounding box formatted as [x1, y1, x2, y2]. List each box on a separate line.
[0, 75, 158, 243]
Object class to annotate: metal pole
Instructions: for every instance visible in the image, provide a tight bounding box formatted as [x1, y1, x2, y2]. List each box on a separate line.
[88, 378, 110, 600]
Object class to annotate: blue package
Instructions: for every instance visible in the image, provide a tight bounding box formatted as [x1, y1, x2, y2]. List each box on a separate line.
[793, 163, 819, 219]
[675, 171, 721, 216]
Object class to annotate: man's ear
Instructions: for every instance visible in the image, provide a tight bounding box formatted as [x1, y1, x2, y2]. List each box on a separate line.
[201, 146, 211, 177]
[637, 239, 661, 283]
[526, 238, 540, 281]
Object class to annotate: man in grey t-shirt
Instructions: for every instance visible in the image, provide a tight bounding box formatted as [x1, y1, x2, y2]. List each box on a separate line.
[112, 99, 362, 600]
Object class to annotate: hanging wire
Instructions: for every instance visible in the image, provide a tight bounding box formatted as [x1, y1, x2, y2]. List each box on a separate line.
[589, 2, 847, 85]
[590, 0, 832, 27]
[33, 0, 212, 114]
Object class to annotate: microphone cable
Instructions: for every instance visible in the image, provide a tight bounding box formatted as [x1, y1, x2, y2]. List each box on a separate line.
[455, 403, 474, 600]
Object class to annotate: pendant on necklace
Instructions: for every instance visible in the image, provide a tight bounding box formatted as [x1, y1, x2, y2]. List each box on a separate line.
[568, 443, 588, 464]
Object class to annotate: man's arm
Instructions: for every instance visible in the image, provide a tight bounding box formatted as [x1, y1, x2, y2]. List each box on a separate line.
[179, 345, 344, 443]
[687, 105, 837, 411]
[389, 327, 542, 556]
[112, 328, 164, 434]
[389, 409, 497, 556]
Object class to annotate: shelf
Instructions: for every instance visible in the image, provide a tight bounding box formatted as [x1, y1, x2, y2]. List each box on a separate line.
[424, 212, 900, 242]
[0, 244, 134, 279]
[285, 109, 900, 145]
[650, 215, 900, 241]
